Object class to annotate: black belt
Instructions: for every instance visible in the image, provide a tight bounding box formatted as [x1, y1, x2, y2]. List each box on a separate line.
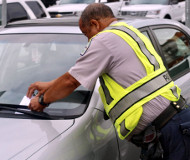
[131, 97, 188, 159]
[152, 96, 188, 130]
[130, 96, 188, 147]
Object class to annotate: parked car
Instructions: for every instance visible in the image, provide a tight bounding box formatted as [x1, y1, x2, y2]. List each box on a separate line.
[41, 0, 56, 7]
[1, 16, 190, 160]
[118, 0, 185, 22]
[47, 0, 124, 18]
[182, 13, 185, 24]
[0, 0, 50, 23]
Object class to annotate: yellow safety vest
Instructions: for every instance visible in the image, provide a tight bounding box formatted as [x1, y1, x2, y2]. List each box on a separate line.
[97, 22, 181, 140]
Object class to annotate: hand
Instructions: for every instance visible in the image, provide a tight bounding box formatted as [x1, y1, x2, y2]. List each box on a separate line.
[27, 81, 52, 98]
[28, 96, 47, 112]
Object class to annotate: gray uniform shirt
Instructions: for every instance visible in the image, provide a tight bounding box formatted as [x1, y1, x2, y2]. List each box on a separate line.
[69, 24, 170, 135]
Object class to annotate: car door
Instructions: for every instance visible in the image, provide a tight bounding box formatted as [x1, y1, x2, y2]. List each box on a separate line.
[141, 25, 190, 104]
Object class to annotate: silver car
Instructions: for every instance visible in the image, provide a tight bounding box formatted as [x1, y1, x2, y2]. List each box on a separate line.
[0, 17, 190, 160]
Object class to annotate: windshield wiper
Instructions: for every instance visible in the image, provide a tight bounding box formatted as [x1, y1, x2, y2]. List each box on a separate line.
[0, 103, 55, 120]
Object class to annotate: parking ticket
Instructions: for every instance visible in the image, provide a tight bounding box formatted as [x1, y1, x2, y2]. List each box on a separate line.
[20, 96, 31, 106]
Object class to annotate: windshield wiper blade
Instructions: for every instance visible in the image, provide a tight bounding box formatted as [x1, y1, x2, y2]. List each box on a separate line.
[0, 103, 27, 109]
[0, 104, 54, 120]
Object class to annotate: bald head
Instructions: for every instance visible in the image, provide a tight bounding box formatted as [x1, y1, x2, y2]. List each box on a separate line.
[79, 3, 117, 40]
[80, 3, 115, 28]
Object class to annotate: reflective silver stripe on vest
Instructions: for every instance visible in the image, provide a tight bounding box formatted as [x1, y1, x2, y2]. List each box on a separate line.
[170, 86, 179, 99]
[105, 26, 160, 71]
[120, 120, 130, 137]
[99, 76, 113, 104]
[108, 71, 173, 123]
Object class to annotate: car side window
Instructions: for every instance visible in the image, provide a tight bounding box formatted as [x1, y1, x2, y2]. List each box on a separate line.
[153, 28, 190, 77]
[7, 3, 29, 22]
[26, 1, 46, 18]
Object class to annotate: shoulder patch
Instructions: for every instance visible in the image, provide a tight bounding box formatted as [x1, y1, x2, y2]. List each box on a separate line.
[80, 40, 92, 56]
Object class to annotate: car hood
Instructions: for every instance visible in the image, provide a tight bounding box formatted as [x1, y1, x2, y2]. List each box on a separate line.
[47, 4, 88, 12]
[0, 118, 74, 160]
[121, 4, 166, 11]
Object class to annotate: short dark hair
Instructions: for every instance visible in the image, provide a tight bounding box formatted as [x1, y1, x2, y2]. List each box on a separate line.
[80, 3, 115, 27]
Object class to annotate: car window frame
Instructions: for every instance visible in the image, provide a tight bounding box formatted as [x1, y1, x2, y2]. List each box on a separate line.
[140, 24, 190, 80]
[139, 27, 161, 54]
[139, 26, 170, 71]
[139, 26, 169, 69]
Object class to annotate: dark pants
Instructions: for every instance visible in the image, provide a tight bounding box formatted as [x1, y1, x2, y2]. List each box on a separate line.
[159, 107, 190, 160]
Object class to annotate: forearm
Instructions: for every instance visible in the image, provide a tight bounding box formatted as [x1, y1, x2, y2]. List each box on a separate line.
[43, 72, 80, 104]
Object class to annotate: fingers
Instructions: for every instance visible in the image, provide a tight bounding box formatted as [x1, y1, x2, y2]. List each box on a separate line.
[27, 83, 37, 98]
[36, 90, 44, 97]
[28, 97, 45, 112]
[27, 81, 48, 98]
[27, 82, 41, 98]
[28, 103, 44, 112]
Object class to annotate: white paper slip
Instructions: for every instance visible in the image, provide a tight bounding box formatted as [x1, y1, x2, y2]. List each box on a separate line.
[20, 96, 31, 106]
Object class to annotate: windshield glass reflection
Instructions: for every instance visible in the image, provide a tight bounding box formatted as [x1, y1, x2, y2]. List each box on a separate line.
[0, 34, 90, 117]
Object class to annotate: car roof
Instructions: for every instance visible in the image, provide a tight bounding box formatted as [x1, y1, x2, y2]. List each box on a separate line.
[0, 16, 187, 34]
[0, 17, 81, 34]
[6, 16, 80, 27]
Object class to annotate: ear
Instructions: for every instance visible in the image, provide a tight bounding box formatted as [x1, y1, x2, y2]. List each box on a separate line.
[90, 19, 100, 31]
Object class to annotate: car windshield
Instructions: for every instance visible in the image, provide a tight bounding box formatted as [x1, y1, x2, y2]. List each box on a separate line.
[129, 0, 169, 5]
[0, 33, 91, 119]
[59, 0, 95, 4]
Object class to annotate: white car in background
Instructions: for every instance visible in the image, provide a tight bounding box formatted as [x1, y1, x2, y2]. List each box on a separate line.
[0, 0, 50, 23]
[47, 0, 124, 18]
[118, 0, 185, 22]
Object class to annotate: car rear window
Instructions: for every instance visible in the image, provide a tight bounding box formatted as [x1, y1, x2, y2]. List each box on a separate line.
[0, 2, 30, 23]
[26, 1, 46, 18]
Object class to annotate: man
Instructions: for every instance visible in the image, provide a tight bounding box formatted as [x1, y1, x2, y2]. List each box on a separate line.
[27, 3, 190, 160]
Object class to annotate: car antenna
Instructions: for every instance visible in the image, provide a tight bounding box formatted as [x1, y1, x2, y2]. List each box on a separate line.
[1, 0, 7, 28]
